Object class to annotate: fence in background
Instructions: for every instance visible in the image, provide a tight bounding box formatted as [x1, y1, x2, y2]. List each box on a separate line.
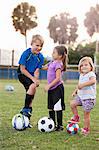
[0, 49, 99, 81]
[0, 49, 79, 80]
[0, 49, 19, 66]
[0, 65, 79, 80]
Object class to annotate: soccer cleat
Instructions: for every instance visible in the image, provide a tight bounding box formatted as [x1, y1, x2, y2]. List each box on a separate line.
[68, 115, 80, 124]
[55, 126, 64, 131]
[28, 123, 33, 128]
[54, 125, 58, 131]
[20, 107, 32, 118]
[81, 128, 90, 136]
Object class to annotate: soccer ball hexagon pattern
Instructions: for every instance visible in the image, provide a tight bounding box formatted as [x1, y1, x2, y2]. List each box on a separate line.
[38, 117, 55, 132]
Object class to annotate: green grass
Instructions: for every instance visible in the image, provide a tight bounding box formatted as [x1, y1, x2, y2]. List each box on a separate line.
[0, 80, 99, 150]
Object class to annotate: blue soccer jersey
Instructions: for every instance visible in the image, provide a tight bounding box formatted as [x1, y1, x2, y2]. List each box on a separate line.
[18, 48, 44, 76]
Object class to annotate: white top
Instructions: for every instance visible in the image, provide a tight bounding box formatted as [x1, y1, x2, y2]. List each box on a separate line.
[78, 71, 96, 99]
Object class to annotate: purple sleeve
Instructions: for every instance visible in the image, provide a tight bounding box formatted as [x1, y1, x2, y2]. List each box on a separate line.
[55, 62, 62, 71]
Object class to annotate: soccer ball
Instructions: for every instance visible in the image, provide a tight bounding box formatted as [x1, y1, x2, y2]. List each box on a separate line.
[5, 85, 14, 91]
[38, 117, 55, 132]
[12, 114, 29, 130]
[66, 123, 79, 135]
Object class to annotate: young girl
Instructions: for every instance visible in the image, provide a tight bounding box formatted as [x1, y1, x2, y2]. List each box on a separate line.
[44, 45, 67, 131]
[17, 34, 44, 128]
[69, 56, 96, 135]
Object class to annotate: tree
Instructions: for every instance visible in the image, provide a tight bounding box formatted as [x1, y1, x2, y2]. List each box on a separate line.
[84, 4, 99, 82]
[68, 42, 95, 65]
[48, 12, 78, 45]
[84, 4, 99, 37]
[12, 2, 37, 48]
[76, 42, 95, 60]
[68, 47, 80, 65]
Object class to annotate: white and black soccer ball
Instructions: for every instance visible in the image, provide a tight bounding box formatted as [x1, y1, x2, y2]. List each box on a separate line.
[5, 85, 14, 91]
[38, 117, 55, 132]
[12, 114, 29, 130]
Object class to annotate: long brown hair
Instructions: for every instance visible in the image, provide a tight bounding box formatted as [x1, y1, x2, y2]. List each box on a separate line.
[55, 45, 67, 71]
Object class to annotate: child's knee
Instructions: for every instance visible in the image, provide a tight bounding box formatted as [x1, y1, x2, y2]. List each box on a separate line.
[70, 100, 76, 108]
[30, 83, 36, 90]
[28, 83, 36, 94]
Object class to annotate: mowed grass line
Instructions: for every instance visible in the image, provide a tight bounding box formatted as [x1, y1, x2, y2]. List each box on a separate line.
[0, 80, 99, 150]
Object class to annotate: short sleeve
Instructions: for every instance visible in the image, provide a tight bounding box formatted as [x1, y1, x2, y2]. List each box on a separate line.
[55, 62, 62, 71]
[18, 50, 29, 66]
[88, 72, 96, 78]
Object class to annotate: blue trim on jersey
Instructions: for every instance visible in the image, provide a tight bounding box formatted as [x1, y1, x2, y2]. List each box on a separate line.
[18, 48, 44, 76]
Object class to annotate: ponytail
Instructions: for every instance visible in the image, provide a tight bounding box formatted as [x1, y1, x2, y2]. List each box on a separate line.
[62, 53, 67, 71]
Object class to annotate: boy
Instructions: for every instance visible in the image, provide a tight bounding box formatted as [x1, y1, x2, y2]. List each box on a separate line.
[17, 34, 44, 128]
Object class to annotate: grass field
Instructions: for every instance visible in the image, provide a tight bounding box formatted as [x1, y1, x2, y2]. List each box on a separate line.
[0, 80, 99, 150]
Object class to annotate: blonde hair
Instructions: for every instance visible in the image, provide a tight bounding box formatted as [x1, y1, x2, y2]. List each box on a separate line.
[31, 34, 44, 47]
[78, 56, 95, 73]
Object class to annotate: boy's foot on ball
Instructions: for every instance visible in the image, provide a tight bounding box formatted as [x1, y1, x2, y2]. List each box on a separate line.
[20, 107, 32, 118]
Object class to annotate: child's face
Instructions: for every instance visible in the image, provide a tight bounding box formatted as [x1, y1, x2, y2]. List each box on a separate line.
[31, 39, 42, 54]
[80, 60, 92, 74]
[52, 48, 61, 60]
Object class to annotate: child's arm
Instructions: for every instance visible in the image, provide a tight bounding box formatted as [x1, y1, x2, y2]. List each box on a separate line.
[34, 68, 40, 87]
[72, 88, 78, 97]
[42, 64, 48, 70]
[34, 68, 39, 79]
[78, 76, 96, 89]
[44, 69, 61, 91]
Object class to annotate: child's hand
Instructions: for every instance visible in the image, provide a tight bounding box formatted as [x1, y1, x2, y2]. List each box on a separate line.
[72, 91, 77, 97]
[44, 85, 50, 92]
[32, 78, 39, 87]
[35, 79, 40, 87]
[72, 89, 78, 97]
[78, 83, 84, 89]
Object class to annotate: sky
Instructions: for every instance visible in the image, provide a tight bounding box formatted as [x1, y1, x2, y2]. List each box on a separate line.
[0, 0, 98, 65]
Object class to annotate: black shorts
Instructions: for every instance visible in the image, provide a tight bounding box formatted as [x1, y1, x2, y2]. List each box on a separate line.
[18, 74, 33, 91]
[48, 84, 65, 111]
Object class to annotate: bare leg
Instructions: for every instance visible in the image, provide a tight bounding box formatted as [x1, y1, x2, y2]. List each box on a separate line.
[70, 100, 79, 115]
[27, 83, 36, 95]
[84, 111, 90, 131]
